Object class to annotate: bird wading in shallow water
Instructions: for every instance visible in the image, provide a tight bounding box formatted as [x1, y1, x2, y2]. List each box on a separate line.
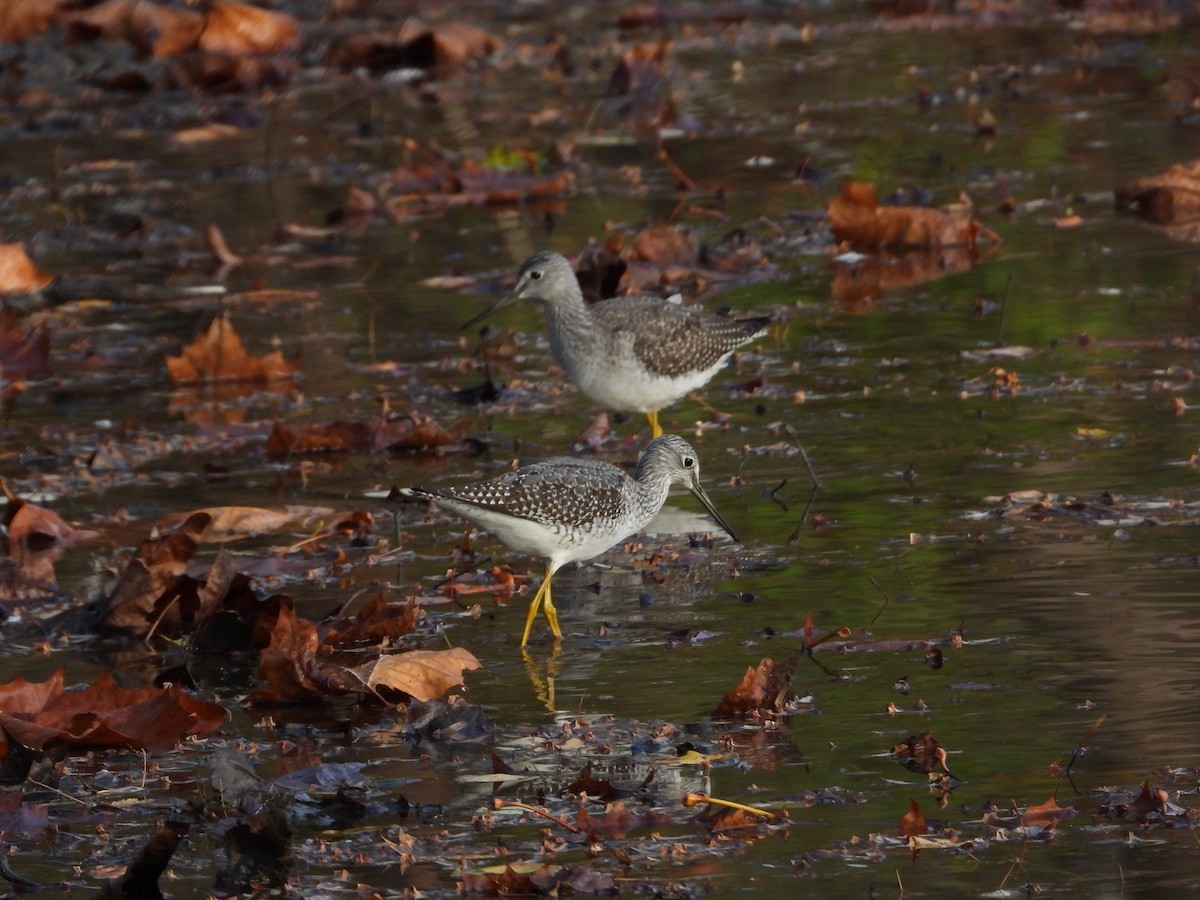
[404, 434, 736, 646]
[462, 251, 769, 439]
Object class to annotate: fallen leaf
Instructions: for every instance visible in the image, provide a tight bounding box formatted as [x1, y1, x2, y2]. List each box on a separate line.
[355, 647, 482, 702]
[251, 601, 357, 703]
[0, 668, 226, 756]
[266, 412, 463, 456]
[0, 243, 52, 294]
[320, 595, 419, 646]
[622, 222, 697, 264]
[1116, 160, 1200, 240]
[326, 18, 501, 71]
[94, 512, 212, 637]
[198, 0, 301, 56]
[899, 798, 927, 836]
[0, 0, 72, 42]
[2, 495, 99, 601]
[712, 656, 797, 717]
[1020, 796, 1076, 828]
[892, 732, 951, 775]
[166, 316, 299, 385]
[829, 181, 1001, 252]
[64, 0, 204, 59]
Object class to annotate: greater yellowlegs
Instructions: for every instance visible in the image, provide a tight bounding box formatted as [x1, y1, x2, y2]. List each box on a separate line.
[462, 251, 769, 438]
[404, 434, 736, 645]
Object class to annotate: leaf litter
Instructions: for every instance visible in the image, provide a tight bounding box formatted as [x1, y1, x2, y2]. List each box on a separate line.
[0, 0, 1198, 895]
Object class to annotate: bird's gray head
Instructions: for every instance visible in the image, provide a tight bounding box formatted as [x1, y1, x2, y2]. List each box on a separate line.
[637, 434, 738, 540]
[460, 251, 579, 331]
[636, 434, 704, 485]
[509, 251, 577, 307]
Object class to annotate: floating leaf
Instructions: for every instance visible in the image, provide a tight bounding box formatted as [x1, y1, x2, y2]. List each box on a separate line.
[356, 647, 482, 702]
[829, 181, 1000, 252]
[0, 243, 52, 294]
[0, 669, 225, 756]
[166, 317, 299, 386]
[712, 656, 797, 717]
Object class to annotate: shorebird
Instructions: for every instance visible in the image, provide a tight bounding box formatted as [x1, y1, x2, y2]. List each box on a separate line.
[405, 434, 736, 645]
[463, 251, 768, 438]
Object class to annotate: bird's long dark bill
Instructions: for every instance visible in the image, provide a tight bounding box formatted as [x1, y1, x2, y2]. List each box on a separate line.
[690, 485, 738, 542]
[460, 292, 517, 331]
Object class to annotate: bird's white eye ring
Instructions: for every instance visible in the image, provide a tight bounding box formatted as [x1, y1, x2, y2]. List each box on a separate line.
[682, 456, 695, 468]
[530, 270, 543, 280]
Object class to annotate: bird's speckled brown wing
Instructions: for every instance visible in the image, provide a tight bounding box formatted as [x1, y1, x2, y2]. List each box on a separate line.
[591, 296, 768, 378]
[411, 459, 626, 530]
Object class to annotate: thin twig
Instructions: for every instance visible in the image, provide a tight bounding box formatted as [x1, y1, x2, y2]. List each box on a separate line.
[26, 777, 88, 806]
[869, 576, 891, 626]
[996, 268, 1014, 347]
[783, 424, 821, 490]
[493, 798, 582, 833]
[656, 135, 696, 191]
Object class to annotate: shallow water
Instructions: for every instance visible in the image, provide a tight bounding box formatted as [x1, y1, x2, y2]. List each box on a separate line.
[3, 1, 1200, 896]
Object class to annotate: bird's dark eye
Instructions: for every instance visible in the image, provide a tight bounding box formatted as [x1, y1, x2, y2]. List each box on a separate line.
[530, 270, 543, 280]
[682, 456, 695, 468]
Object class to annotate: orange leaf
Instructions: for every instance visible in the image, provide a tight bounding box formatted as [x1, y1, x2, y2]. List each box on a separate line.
[356, 647, 482, 702]
[64, 0, 203, 58]
[0, 668, 225, 754]
[899, 798, 927, 836]
[829, 181, 999, 252]
[166, 317, 299, 385]
[1020, 796, 1076, 828]
[0, 0, 71, 41]
[198, 0, 300, 56]
[0, 243, 51, 294]
[712, 656, 797, 717]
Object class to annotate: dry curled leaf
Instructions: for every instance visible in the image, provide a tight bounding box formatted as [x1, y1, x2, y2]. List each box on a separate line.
[899, 797, 927, 836]
[712, 656, 797, 717]
[0, 668, 226, 756]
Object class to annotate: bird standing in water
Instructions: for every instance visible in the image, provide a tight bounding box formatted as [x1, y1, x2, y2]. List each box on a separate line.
[462, 251, 769, 438]
[404, 434, 736, 645]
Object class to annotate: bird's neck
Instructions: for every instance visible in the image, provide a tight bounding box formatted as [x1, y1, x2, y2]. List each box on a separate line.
[541, 293, 594, 368]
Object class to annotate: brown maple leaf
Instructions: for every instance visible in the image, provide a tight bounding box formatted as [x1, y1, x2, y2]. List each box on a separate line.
[0, 668, 225, 757]
[166, 316, 299, 385]
[93, 512, 212, 637]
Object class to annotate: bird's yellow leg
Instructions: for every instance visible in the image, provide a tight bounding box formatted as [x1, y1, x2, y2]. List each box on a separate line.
[646, 409, 663, 439]
[521, 570, 563, 646]
[520, 575, 550, 647]
[541, 580, 561, 640]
